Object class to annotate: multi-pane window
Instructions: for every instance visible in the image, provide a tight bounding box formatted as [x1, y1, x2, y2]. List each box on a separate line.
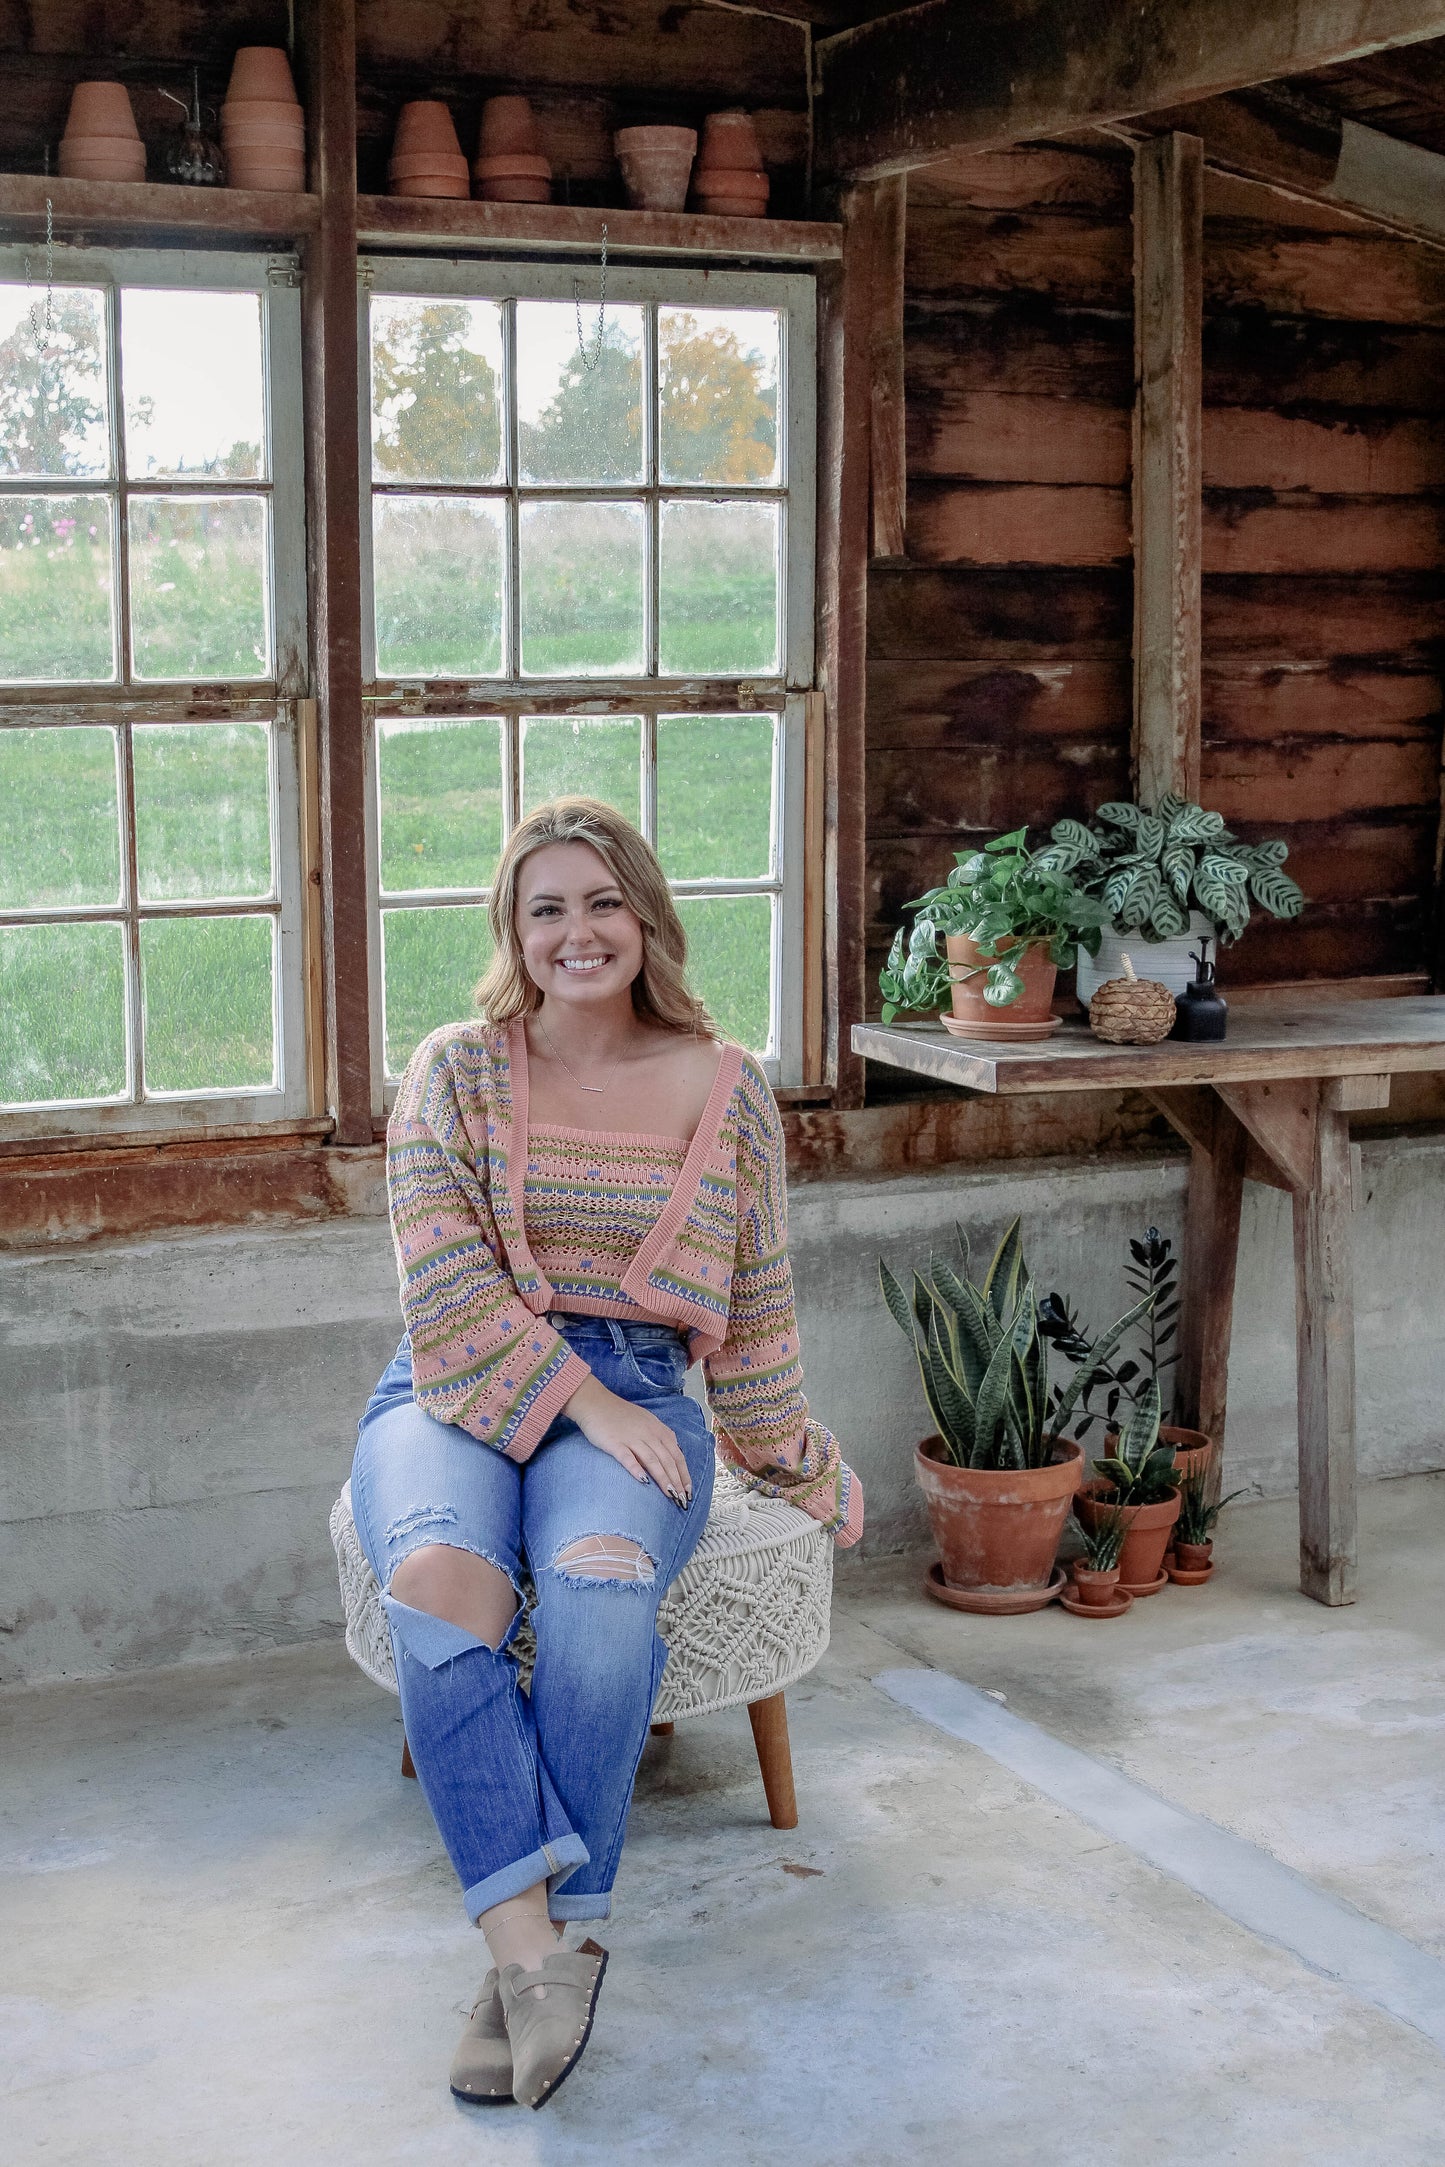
[359, 260, 814, 1086]
[0, 249, 307, 1136]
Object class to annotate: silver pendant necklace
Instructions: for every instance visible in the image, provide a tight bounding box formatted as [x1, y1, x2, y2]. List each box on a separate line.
[536, 1014, 620, 1095]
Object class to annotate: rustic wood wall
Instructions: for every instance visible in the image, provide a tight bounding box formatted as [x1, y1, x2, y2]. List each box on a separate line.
[1200, 171, 1445, 986]
[866, 143, 1136, 1000]
[865, 140, 1445, 1008]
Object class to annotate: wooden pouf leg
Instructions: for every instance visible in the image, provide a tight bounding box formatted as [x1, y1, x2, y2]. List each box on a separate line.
[650, 1721, 675, 1736]
[747, 1692, 798, 1830]
[401, 1736, 416, 1780]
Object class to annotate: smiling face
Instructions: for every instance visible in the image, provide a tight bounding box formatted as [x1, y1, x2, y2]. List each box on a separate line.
[514, 839, 646, 1012]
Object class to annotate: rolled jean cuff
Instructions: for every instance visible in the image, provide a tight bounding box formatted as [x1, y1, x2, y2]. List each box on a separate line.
[462, 1834, 590, 1925]
[549, 1889, 613, 1923]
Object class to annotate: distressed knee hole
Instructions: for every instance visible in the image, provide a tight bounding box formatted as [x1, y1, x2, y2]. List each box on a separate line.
[388, 1542, 519, 1650]
[553, 1535, 656, 1587]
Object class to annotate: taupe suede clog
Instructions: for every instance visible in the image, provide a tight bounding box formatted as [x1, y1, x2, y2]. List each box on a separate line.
[498, 1938, 609, 2108]
[449, 1969, 514, 2105]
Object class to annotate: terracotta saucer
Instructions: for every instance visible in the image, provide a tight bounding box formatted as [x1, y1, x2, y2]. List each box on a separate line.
[1166, 1561, 1215, 1586]
[1118, 1569, 1169, 1598]
[940, 1013, 1063, 1043]
[923, 1561, 1067, 1614]
[1058, 1584, 1134, 1619]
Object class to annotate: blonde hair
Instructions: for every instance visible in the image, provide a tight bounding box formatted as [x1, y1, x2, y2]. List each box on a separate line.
[474, 796, 715, 1036]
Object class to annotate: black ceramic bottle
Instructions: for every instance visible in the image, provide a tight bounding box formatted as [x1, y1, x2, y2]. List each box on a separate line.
[1172, 939, 1228, 1041]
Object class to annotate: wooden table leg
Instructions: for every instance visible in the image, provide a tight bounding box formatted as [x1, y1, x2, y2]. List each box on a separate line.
[1294, 1095, 1358, 1606]
[1177, 1100, 1248, 1452]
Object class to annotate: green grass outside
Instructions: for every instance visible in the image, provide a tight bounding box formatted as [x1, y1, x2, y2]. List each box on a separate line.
[0, 920, 127, 1103]
[139, 914, 274, 1093]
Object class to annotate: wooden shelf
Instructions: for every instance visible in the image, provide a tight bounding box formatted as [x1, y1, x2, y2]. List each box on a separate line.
[357, 194, 842, 262]
[0, 173, 320, 242]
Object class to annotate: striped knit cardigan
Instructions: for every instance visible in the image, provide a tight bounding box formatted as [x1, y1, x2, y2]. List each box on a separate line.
[386, 1019, 863, 1548]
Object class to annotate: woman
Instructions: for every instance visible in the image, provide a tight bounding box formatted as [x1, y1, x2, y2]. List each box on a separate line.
[351, 796, 862, 2110]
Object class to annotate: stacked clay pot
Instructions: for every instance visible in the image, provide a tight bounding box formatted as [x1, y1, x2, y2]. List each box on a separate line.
[473, 95, 551, 204]
[389, 101, 469, 198]
[59, 82, 146, 183]
[692, 109, 769, 218]
[614, 125, 696, 213]
[221, 47, 305, 192]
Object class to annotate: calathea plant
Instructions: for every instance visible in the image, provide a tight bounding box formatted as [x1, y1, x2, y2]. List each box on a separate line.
[879, 1217, 1152, 1473]
[878, 827, 1107, 1021]
[1035, 795, 1304, 945]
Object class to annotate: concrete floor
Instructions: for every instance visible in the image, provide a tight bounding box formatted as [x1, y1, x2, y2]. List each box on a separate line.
[7, 1476, 1445, 2166]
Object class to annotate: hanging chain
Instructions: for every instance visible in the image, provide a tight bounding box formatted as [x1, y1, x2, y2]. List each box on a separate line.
[572, 223, 607, 372]
[27, 193, 55, 346]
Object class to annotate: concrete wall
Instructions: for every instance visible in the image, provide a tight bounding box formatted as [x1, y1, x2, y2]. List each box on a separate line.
[4, 1136, 1444, 1685]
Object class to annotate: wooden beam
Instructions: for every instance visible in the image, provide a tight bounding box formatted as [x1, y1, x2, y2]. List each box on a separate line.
[815, 187, 874, 1107]
[1132, 132, 1202, 808]
[1216, 1079, 1318, 1192]
[297, 0, 373, 1147]
[814, 0, 1445, 180]
[1177, 1100, 1248, 1450]
[1294, 1096, 1359, 1603]
[869, 174, 907, 559]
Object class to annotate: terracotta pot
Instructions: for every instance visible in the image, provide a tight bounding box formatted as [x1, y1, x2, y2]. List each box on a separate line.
[58, 147, 147, 180]
[478, 94, 542, 158]
[1072, 1562, 1123, 1610]
[226, 47, 298, 104]
[944, 933, 1058, 1033]
[915, 1434, 1083, 1597]
[1076, 1480, 1181, 1589]
[65, 81, 140, 137]
[392, 100, 463, 157]
[1175, 1540, 1213, 1571]
[222, 97, 304, 124]
[1166, 1424, 1214, 1484]
[388, 151, 470, 179]
[391, 173, 470, 198]
[615, 125, 697, 212]
[698, 108, 764, 171]
[472, 152, 551, 182]
[226, 155, 305, 192]
[697, 167, 768, 198]
[475, 174, 552, 203]
[222, 120, 306, 149]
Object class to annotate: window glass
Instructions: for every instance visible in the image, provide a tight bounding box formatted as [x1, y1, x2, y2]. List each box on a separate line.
[0, 919, 127, 1103]
[128, 495, 270, 680]
[658, 499, 779, 677]
[0, 495, 115, 682]
[140, 913, 275, 1093]
[675, 894, 772, 1054]
[0, 283, 109, 478]
[520, 501, 644, 677]
[382, 905, 492, 1076]
[0, 724, 120, 907]
[122, 289, 265, 479]
[517, 302, 642, 484]
[133, 721, 272, 901]
[374, 495, 504, 678]
[378, 715, 504, 893]
[656, 714, 773, 881]
[659, 308, 779, 485]
[371, 297, 504, 485]
[520, 716, 641, 824]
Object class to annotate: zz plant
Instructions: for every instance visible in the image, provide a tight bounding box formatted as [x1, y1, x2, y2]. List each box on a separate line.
[878, 827, 1107, 1021]
[879, 1217, 1152, 1473]
[1036, 795, 1304, 945]
[1038, 1225, 1180, 1441]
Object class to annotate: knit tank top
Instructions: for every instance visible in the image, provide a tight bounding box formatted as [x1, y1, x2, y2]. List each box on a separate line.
[522, 1121, 689, 1318]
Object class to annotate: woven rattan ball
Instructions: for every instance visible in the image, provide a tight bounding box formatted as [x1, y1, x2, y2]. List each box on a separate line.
[1089, 954, 1176, 1044]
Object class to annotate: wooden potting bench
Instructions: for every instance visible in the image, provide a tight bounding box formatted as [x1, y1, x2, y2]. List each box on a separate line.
[854, 997, 1445, 1607]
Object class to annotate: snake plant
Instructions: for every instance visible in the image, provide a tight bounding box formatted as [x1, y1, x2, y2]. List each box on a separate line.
[879, 1217, 1153, 1473]
[1090, 1378, 1179, 1505]
[1035, 795, 1304, 945]
[1175, 1471, 1248, 1544]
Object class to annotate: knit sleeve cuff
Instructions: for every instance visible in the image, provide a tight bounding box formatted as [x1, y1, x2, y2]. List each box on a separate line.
[499, 1345, 593, 1463]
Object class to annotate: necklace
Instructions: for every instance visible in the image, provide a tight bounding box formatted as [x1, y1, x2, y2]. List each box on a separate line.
[536, 1014, 621, 1095]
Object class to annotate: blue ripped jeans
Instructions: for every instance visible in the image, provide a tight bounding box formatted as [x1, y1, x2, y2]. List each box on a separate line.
[350, 1315, 715, 1924]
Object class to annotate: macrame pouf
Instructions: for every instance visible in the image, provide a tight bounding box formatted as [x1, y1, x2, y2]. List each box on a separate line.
[330, 1461, 831, 1730]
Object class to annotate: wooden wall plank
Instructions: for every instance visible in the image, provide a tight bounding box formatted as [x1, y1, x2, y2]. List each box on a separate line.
[869, 175, 907, 558]
[1133, 130, 1204, 806]
[905, 208, 1132, 307]
[869, 566, 1132, 659]
[1202, 573, 1445, 658]
[1203, 735, 1440, 822]
[1206, 226, 1445, 322]
[1204, 316, 1445, 410]
[908, 482, 1130, 565]
[907, 145, 1131, 212]
[907, 310, 1133, 406]
[1202, 496, 1445, 573]
[1202, 660, 1442, 738]
[867, 659, 1129, 744]
[1203, 407, 1445, 492]
[909, 393, 1129, 483]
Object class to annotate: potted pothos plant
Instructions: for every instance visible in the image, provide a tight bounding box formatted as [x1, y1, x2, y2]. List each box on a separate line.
[878, 827, 1107, 1041]
[1073, 1377, 1181, 1594]
[1035, 795, 1305, 1002]
[880, 1217, 1151, 1611]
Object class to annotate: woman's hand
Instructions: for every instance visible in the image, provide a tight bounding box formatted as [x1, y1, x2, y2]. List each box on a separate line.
[564, 1373, 693, 1505]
